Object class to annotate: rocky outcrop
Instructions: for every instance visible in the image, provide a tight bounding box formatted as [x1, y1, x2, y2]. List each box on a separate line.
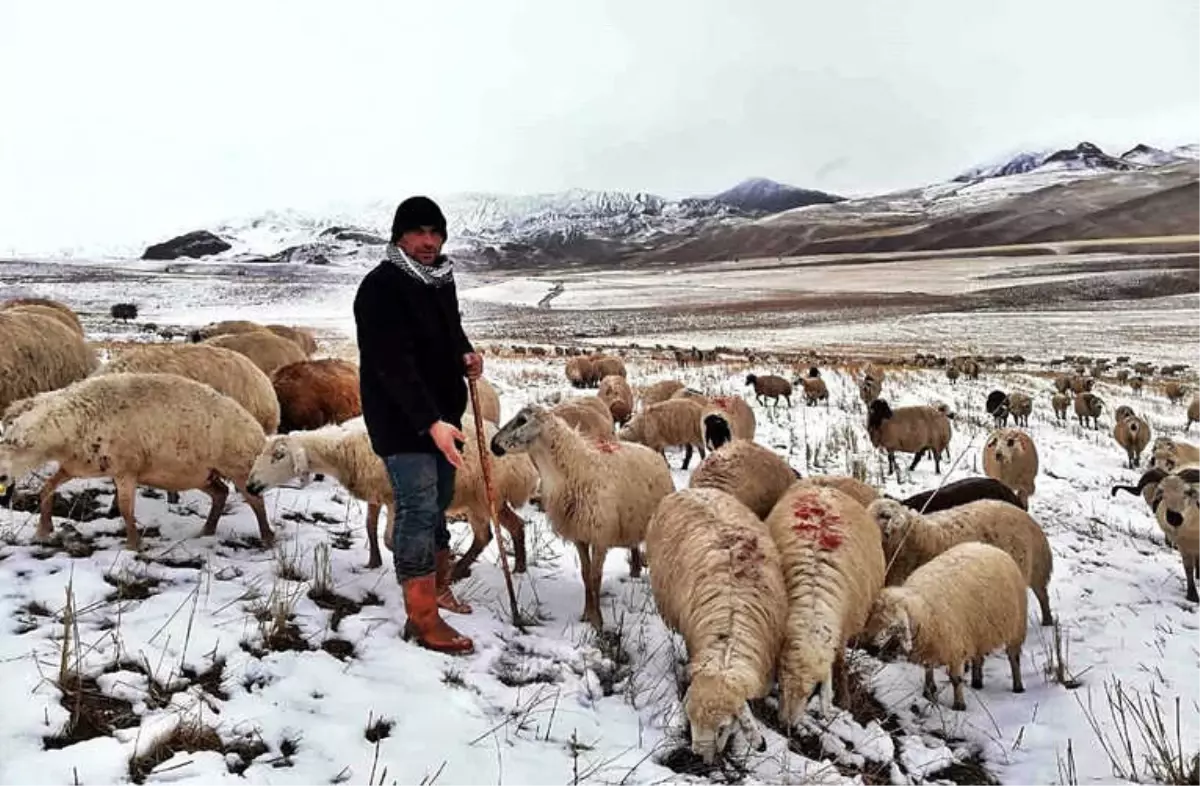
[318, 226, 387, 245]
[142, 230, 231, 260]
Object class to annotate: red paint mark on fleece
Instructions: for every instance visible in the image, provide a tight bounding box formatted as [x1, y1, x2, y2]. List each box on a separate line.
[713, 396, 734, 412]
[593, 438, 620, 453]
[790, 495, 844, 551]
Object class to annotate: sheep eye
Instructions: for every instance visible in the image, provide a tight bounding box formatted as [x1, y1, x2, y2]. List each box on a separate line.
[1007, 439, 1015, 448]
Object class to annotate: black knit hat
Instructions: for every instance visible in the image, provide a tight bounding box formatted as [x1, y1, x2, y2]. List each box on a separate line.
[390, 196, 447, 243]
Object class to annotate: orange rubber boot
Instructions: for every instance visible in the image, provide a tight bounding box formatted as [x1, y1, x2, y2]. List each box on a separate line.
[401, 574, 474, 655]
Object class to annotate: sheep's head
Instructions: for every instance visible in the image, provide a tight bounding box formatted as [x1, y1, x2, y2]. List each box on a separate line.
[985, 390, 1008, 416]
[862, 591, 914, 661]
[1114, 405, 1135, 422]
[1149, 439, 1184, 471]
[616, 414, 646, 445]
[684, 671, 753, 764]
[743, 374, 757, 387]
[866, 498, 916, 545]
[866, 399, 892, 436]
[986, 429, 1029, 465]
[702, 413, 732, 452]
[491, 405, 549, 457]
[0, 438, 43, 490]
[1152, 472, 1200, 530]
[246, 435, 308, 495]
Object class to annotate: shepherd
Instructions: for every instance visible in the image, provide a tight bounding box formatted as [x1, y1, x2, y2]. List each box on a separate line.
[354, 195, 483, 655]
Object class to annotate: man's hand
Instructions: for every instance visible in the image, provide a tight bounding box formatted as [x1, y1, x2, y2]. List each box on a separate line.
[429, 420, 466, 469]
[463, 352, 484, 381]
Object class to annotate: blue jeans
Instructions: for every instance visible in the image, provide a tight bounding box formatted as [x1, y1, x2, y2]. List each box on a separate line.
[384, 452, 457, 583]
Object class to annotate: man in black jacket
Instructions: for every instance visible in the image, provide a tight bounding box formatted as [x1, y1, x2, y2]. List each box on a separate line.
[353, 195, 482, 655]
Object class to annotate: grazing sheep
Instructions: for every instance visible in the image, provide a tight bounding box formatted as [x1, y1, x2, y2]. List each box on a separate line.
[0, 373, 273, 549]
[1150, 470, 1200, 602]
[765, 484, 886, 722]
[899, 476, 1024, 514]
[249, 418, 536, 575]
[866, 498, 1054, 625]
[1074, 391, 1104, 429]
[204, 330, 307, 378]
[619, 397, 707, 469]
[551, 398, 614, 440]
[745, 374, 792, 407]
[265, 324, 318, 356]
[1112, 409, 1152, 469]
[1007, 392, 1032, 426]
[597, 374, 635, 424]
[1187, 396, 1199, 431]
[98, 342, 281, 434]
[985, 390, 1011, 428]
[591, 353, 627, 380]
[637, 379, 685, 410]
[189, 319, 265, 342]
[271, 358, 361, 433]
[798, 375, 829, 406]
[795, 475, 879, 508]
[1149, 437, 1200, 473]
[491, 404, 675, 629]
[689, 439, 796, 519]
[1051, 392, 1070, 423]
[982, 428, 1038, 508]
[0, 310, 98, 416]
[3, 303, 85, 337]
[866, 399, 952, 475]
[565, 356, 599, 389]
[645, 487, 787, 762]
[862, 542, 1027, 711]
[1164, 380, 1187, 405]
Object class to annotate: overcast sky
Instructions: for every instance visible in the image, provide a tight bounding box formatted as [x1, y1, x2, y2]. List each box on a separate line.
[1, 0, 1196, 255]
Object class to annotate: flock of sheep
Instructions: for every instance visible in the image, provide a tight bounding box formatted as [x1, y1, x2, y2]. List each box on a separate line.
[1, 296, 1198, 767]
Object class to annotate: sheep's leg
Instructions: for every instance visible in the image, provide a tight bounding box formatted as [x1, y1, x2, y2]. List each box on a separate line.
[736, 703, 766, 752]
[452, 517, 490, 582]
[365, 502, 382, 569]
[832, 647, 849, 710]
[497, 504, 528, 574]
[682, 444, 694, 470]
[1184, 553, 1198, 603]
[970, 657, 984, 690]
[586, 544, 607, 631]
[199, 477, 230, 538]
[922, 667, 937, 701]
[887, 450, 898, 476]
[166, 490, 180, 505]
[1035, 583, 1054, 626]
[1007, 644, 1025, 693]
[948, 662, 966, 710]
[908, 449, 925, 472]
[575, 541, 594, 624]
[628, 545, 643, 579]
[933, 447, 942, 474]
[35, 467, 72, 543]
[113, 474, 142, 551]
[231, 477, 274, 546]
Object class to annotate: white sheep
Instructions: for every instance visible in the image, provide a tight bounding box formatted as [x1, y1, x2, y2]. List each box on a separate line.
[645, 487, 788, 763]
[491, 404, 675, 629]
[0, 372, 272, 549]
[862, 541, 1027, 711]
[795, 475, 880, 509]
[0, 309, 98, 416]
[764, 484, 886, 723]
[638, 379, 685, 410]
[866, 497, 1054, 625]
[688, 439, 797, 519]
[981, 428, 1038, 508]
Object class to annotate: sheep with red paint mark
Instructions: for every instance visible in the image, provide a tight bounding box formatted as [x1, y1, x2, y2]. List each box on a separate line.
[764, 484, 886, 724]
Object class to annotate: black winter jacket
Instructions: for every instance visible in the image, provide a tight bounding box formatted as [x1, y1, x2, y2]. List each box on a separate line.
[353, 258, 474, 457]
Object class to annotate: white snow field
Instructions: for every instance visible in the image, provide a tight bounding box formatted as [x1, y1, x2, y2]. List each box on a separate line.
[1, 350, 1197, 786]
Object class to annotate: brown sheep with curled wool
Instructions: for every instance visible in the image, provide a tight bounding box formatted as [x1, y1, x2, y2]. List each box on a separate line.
[597, 374, 634, 424]
[204, 329, 307, 378]
[0, 310, 98, 417]
[272, 358, 362, 433]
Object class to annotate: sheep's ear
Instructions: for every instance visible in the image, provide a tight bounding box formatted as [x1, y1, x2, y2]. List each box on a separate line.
[1177, 468, 1200, 485]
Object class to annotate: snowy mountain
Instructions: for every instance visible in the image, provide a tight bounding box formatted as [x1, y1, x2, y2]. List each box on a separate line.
[952, 149, 1056, 181]
[707, 177, 844, 213]
[954, 140, 1198, 184]
[1120, 143, 1185, 167]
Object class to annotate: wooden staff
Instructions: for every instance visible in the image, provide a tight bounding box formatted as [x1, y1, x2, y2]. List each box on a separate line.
[468, 376, 524, 631]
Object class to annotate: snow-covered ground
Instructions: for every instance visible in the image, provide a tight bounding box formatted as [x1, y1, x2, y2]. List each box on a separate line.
[2, 350, 1197, 785]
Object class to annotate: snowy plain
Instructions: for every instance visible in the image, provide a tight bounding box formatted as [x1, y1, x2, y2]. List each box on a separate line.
[2, 341, 1198, 785]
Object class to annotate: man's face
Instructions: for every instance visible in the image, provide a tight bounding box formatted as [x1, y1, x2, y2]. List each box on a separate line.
[397, 226, 445, 265]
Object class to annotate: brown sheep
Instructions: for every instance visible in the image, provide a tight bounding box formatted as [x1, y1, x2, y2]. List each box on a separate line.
[266, 324, 318, 356]
[1164, 381, 1187, 405]
[637, 379, 685, 410]
[867, 399, 952, 475]
[597, 374, 634, 424]
[204, 330, 307, 377]
[467, 376, 502, 425]
[591, 353, 627, 379]
[619, 397, 707, 469]
[189, 319, 265, 343]
[272, 359, 362, 433]
[799, 376, 829, 406]
[565, 356, 599, 389]
[551, 399, 615, 440]
[1051, 392, 1070, 422]
[745, 374, 792, 406]
[1112, 409, 1152, 469]
[3, 303, 85, 337]
[1074, 391, 1103, 429]
[0, 310, 98, 416]
[1188, 396, 1199, 432]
